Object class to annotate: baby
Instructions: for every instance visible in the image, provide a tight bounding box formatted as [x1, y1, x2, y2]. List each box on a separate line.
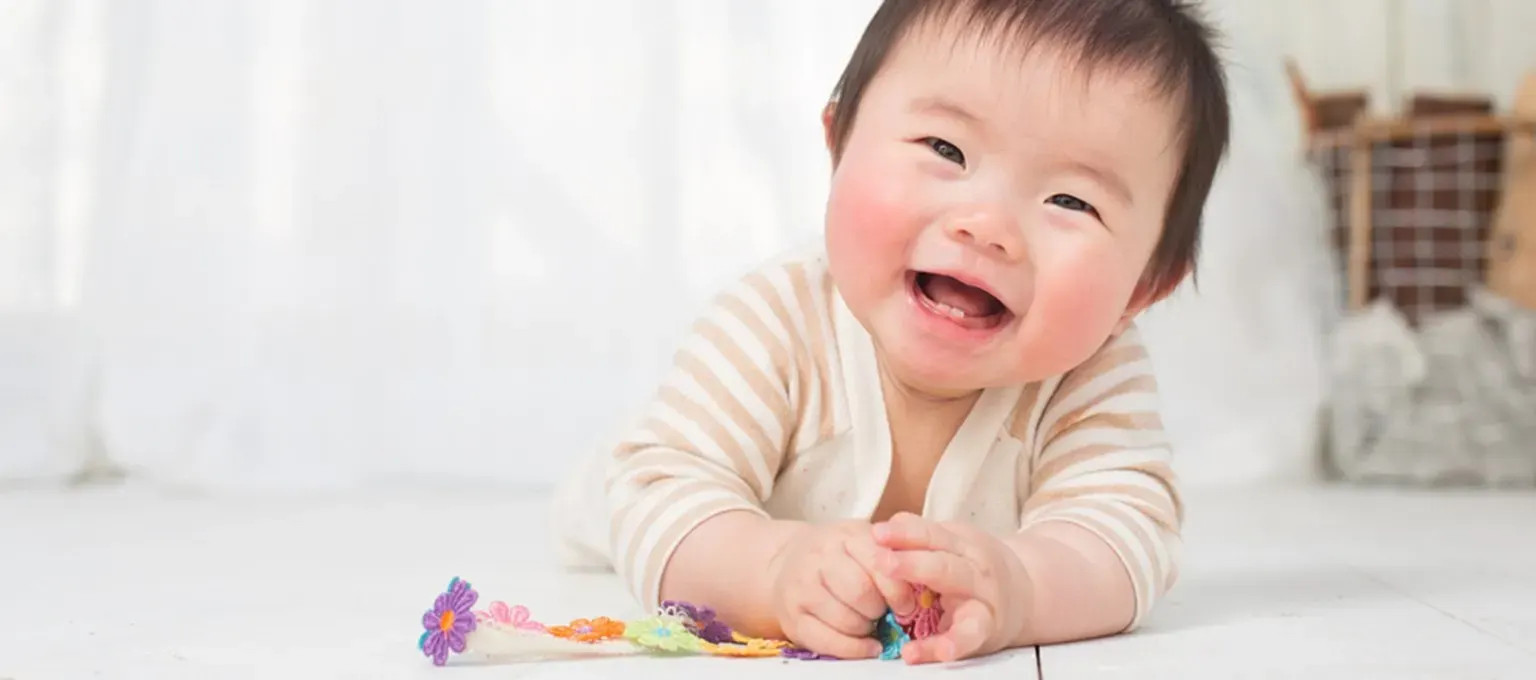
[552, 0, 1229, 664]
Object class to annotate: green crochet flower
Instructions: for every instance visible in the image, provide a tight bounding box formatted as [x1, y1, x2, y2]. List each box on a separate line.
[624, 615, 703, 654]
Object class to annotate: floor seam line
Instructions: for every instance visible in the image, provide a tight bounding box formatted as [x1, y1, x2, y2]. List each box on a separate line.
[1351, 565, 1536, 659]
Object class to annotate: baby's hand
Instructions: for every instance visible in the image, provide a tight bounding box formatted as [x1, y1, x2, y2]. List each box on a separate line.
[871, 512, 1033, 663]
[766, 520, 915, 658]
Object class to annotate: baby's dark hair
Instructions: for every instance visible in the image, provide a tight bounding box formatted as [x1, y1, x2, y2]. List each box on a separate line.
[827, 0, 1230, 300]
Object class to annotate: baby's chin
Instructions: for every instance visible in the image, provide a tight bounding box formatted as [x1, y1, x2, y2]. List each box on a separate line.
[878, 342, 1034, 397]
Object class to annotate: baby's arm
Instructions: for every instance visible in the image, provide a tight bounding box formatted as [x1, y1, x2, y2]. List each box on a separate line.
[602, 271, 812, 637]
[1008, 327, 1182, 646]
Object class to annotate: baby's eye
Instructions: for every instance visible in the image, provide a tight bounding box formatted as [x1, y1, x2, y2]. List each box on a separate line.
[923, 137, 966, 166]
[1047, 193, 1097, 216]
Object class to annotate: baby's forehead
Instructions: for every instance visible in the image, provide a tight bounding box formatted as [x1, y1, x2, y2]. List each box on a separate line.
[893, 20, 1162, 92]
[881, 30, 1175, 127]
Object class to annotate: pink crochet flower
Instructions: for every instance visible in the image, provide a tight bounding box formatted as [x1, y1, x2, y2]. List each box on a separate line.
[895, 585, 943, 639]
[476, 601, 546, 632]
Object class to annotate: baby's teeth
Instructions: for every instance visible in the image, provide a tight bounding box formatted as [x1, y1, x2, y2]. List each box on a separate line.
[934, 302, 966, 319]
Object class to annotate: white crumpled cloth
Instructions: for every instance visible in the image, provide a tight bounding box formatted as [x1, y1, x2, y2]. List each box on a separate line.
[1327, 287, 1536, 486]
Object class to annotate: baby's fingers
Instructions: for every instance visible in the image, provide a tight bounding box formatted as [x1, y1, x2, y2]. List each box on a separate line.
[878, 547, 982, 599]
[790, 615, 883, 660]
[873, 514, 967, 556]
[902, 599, 994, 664]
[873, 571, 917, 617]
[824, 550, 890, 620]
[844, 539, 917, 616]
[809, 573, 878, 637]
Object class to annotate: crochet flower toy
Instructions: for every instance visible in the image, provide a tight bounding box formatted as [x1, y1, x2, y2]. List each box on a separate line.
[416, 577, 944, 666]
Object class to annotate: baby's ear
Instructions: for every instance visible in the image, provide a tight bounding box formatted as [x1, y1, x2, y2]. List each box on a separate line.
[821, 101, 837, 155]
[1114, 263, 1191, 334]
[1111, 310, 1139, 337]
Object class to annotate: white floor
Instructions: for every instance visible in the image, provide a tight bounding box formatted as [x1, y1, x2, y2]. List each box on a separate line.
[2, 484, 1533, 679]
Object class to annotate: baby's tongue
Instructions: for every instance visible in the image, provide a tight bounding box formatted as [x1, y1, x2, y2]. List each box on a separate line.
[924, 275, 1000, 317]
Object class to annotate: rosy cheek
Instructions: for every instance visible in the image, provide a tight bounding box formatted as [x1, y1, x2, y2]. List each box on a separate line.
[823, 161, 918, 306]
[825, 166, 911, 251]
[1022, 249, 1136, 371]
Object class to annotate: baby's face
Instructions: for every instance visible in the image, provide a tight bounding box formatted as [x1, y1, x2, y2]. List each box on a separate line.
[823, 25, 1183, 396]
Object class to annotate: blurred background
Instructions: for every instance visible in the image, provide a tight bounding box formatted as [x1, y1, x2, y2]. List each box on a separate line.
[3, 0, 1535, 496]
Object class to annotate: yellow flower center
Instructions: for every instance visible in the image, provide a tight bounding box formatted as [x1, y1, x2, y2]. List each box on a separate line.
[918, 590, 935, 609]
[439, 611, 455, 631]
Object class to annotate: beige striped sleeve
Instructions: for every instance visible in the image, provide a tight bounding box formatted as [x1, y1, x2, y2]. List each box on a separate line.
[1019, 326, 1183, 631]
[604, 264, 824, 611]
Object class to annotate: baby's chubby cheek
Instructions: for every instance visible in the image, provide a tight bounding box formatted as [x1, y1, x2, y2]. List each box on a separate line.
[1021, 261, 1135, 371]
[823, 165, 918, 294]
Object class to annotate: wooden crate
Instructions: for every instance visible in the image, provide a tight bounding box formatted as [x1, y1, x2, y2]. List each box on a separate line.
[1288, 61, 1536, 321]
[1486, 73, 1536, 309]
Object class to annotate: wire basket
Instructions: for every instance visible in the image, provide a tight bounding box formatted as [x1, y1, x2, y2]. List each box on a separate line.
[1289, 63, 1536, 487]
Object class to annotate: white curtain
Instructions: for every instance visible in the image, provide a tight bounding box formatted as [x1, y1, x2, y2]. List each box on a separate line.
[1231, 0, 1536, 112]
[0, 0, 1525, 492]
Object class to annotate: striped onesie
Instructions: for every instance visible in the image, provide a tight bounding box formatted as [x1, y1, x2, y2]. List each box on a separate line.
[551, 244, 1183, 632]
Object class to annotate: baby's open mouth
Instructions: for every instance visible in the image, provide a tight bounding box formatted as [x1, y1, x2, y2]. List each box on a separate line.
[911, 271, 1012, 331]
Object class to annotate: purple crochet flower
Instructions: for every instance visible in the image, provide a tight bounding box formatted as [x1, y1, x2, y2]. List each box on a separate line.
[418, 577, 478, 666]
[780, 645, 832, 660]
[660, 600, 735, 644]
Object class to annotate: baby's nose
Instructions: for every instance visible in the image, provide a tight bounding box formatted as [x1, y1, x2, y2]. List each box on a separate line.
[944, 214, 1024, 262]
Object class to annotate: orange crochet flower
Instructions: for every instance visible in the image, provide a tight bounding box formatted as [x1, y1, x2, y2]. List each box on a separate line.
[730, 632, 786, 648]
[547, 617, 625, 643]
[705, 637, 785, 658]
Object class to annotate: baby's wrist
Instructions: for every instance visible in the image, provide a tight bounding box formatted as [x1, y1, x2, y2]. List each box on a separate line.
[763, 521, 811, 581]
[1001, 531, 1046, 647]
[1003, 549, 1038, 647]
[737, 518, 811, 637]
